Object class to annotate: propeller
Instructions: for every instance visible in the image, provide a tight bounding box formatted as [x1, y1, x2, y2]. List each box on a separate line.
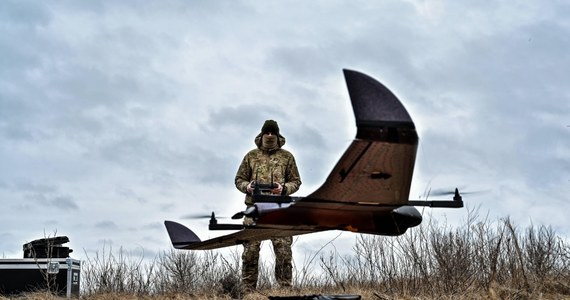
[180, 212, 229, 220]
[421, 186, 488, 202]
[429, 188, 487, 197]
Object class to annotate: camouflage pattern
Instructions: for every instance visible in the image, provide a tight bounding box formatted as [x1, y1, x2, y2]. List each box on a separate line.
[272, 236, 293, 286]
[235, 133, 301, 205]
[241, 216, 261, 289]
[236, 129, 301, 289]
[241, 216, 293, 289]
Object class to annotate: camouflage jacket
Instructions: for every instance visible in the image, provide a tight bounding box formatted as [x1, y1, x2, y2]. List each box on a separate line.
[235, 133, 302, 205]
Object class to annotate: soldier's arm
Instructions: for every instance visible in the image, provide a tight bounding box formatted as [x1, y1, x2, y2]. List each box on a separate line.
[235, 154, 252, 194]
[282, 154, 301, 196]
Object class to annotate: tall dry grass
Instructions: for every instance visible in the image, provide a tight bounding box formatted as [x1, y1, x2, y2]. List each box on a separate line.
[81, 247, 243, 298]
[305, 213, 570, 299]
[7, 212, 570, 299]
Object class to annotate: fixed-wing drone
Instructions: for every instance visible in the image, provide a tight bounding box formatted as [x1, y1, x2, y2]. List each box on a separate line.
[165, 69, 464, 250]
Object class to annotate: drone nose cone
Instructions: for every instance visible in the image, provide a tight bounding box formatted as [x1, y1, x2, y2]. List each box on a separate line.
[393, 206, 422, 228]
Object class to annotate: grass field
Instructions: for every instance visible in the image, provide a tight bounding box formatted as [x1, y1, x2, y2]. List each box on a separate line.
[3, 212, 570, 299]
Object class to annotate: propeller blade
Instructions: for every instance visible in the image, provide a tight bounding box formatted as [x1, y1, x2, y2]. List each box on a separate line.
[181, 212, 228, 219]
[428, 188, 488, 197]
[181, 214, 212, 219]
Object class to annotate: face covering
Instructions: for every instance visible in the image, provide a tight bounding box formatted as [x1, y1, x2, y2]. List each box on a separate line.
[262, 134, 278, 150]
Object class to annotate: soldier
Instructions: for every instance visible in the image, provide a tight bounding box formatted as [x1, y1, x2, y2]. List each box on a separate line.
[235, 120, 302, 290]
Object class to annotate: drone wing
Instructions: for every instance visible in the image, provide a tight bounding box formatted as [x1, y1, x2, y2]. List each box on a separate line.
[306, 69, 418, 206]
[165, 220, 313, 250]
[165, 69, 421, 250]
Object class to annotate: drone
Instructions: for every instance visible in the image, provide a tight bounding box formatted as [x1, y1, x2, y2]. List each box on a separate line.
[165, 69, 464, 250]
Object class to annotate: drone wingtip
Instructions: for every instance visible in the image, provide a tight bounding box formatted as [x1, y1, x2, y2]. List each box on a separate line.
[164, 220, 201, 249]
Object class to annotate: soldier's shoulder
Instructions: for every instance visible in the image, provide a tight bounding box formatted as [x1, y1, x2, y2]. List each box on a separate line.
[244, 148, 265, 161]
[276, 148, 295, 158]
[245, 148, 261, 156]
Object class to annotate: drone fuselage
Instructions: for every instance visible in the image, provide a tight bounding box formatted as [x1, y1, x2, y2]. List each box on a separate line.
[251, 200, 422, 236]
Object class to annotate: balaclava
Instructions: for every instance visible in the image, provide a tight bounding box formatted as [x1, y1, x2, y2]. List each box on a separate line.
[261, 120, 279, 150]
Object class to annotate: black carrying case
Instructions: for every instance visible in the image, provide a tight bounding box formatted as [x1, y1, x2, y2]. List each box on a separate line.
[23, 236, 73, 259]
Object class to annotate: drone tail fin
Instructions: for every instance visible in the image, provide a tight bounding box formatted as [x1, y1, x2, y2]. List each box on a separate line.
[164, 220, 201, 249]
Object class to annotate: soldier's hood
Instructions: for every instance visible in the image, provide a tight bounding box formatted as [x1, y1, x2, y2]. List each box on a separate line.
[254, 133, 286, 149]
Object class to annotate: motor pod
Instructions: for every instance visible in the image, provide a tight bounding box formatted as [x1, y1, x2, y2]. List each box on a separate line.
[392, 206, 422, 228]
[254, 202, 292, 218]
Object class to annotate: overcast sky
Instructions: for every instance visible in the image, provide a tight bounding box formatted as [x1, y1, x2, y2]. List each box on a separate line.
[1, 1, 569, 261]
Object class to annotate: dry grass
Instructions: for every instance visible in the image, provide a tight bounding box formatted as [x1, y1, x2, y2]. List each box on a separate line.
[4, 211, 570, 299]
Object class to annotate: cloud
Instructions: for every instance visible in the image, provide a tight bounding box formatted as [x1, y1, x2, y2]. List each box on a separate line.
[0, 180, 78, 211]
[203, 103, 283, 134]
[95, 221, 118, 230]
[0, 0, 569, 264]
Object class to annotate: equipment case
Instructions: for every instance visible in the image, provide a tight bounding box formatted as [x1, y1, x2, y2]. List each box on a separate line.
[0, 258, 80, 297]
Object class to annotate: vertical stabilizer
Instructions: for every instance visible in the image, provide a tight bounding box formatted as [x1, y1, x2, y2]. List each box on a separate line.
[164, 221, 201, 249]
[343, 69, 415, 129]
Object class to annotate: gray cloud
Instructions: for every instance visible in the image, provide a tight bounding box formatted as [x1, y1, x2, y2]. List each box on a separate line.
[203, 103, 283, 134]
[0, 0, 568, 262]
[26, 193, 79, 211]
[95, 221, 118, 230]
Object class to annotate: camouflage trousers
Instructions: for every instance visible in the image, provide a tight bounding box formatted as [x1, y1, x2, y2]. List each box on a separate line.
[242, 217, 293, 289]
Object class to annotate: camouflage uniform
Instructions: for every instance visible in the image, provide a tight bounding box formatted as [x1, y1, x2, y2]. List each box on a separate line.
[235, 122, 301, 289]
